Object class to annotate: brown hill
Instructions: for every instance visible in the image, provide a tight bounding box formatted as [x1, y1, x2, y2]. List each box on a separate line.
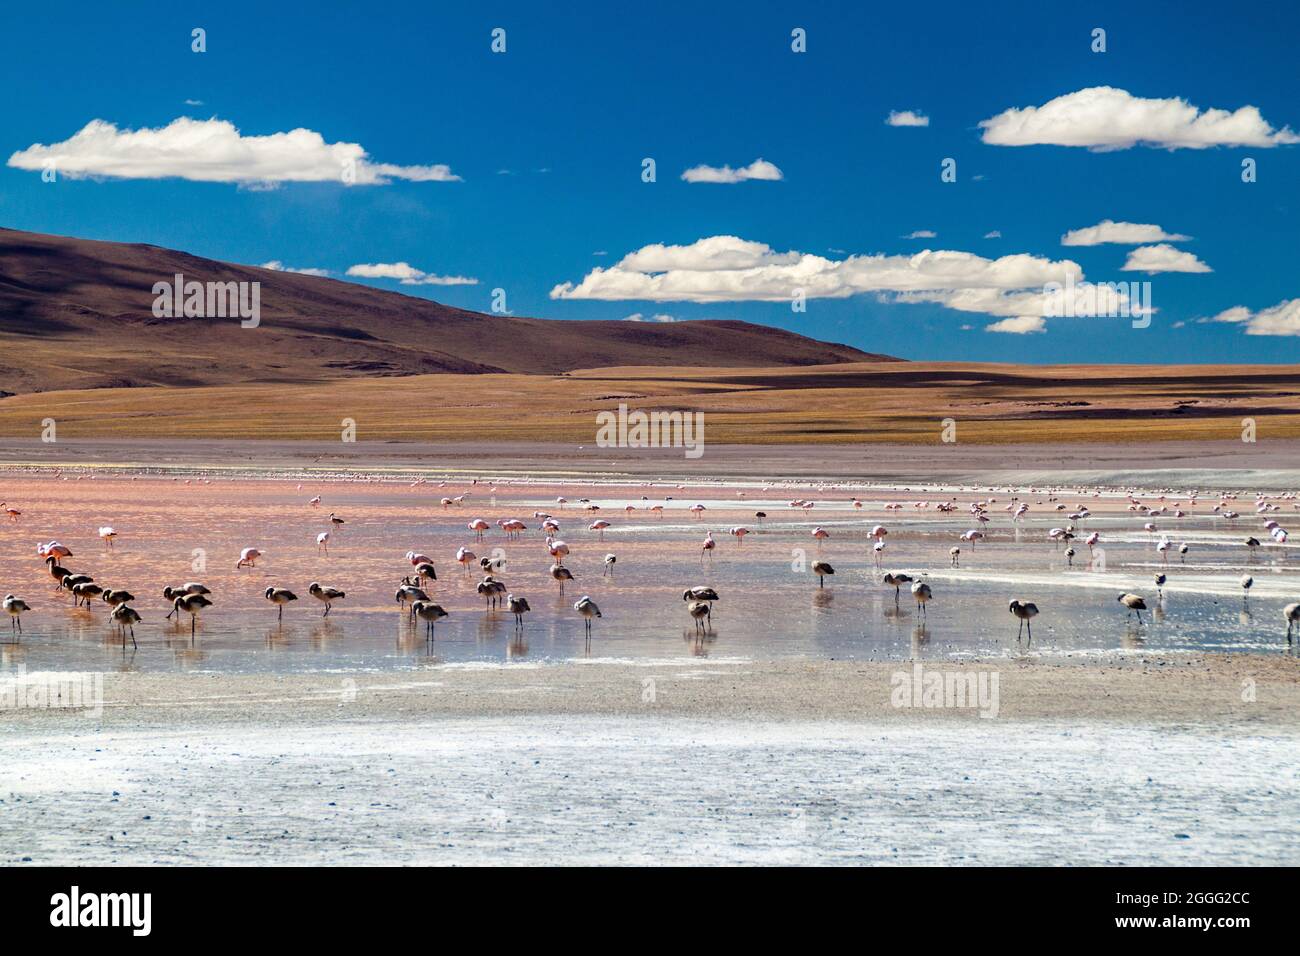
[0, 228, 888, 394]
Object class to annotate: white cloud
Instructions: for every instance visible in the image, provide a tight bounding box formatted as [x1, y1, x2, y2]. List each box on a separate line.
[680, 158, 783, 184]
[985, 315, 1046, 334]
[622, 313, 676, 323]
[1062, 219, 1191, 246]
[1121, 244, 1211, 274]
[979, 86, 1300, 150]
[983, 231, 1002, 239]
[552, 236, 1083, 305]
[184, 99, 204, 106]
[7, 117, 461, 185]
[261, 260, 330, 277]
[903, 230, 937, 239]
[346, 262, 478, 285]
[1211, 298, 1300, 336]
[886, 110, 930, 127]
[551, 235, 1156, 335]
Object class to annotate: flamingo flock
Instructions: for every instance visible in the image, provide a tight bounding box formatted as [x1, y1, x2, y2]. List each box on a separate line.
[1, 481, 1298, 656]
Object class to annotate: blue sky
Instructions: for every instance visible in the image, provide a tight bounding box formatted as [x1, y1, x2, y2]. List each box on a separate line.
[2, 0, 1297, 362]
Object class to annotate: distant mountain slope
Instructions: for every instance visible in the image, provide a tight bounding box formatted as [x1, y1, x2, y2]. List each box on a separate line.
[0, 228, 891, 394]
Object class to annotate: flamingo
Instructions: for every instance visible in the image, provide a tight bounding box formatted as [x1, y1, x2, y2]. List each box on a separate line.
[1118, 593, 1147, 622]
[950, 546, 960, 567]
[873, 539, 885, 568]
[603, 554, 616, 576]
[701, 531, 716, 564]
[172, 593, 212, 635]
[1286, 603, 1300, 644]
[3, 595, 30, 635]
[811, 527, 830, 546]
[1009, 599, 1038, 642]
[317, 531, 330, 554]
[407, 551, 433, 566]
[687, 600, 711, 633]
[236, 547, 263, 569]
[396, 583, 430, 613]
[910, 581, 932, 616]
[1, 504, 21, 522]
[456, 547, 477, 571]
[1065, 547, 1076, 567]
[414, 562, 438, 589]
[546, 538, 570, 564]
[309, 496, 322, 507]
[265, 587, 298, 621]
[45, 556, 70, 591]
[574, 596, 601, 636]
[98, 526, 118, 549]
[683, 586, 719, 610]
[309, 582, 345, 616]
[507, 594, 531, 629]
[469, 519, 490, 541]
[689, 504, 706, 519]
[811, 560, 834, 587]
[730, 527, 750, 544]
[1241, 574, 1254, 601]
[883, 572, 913, 603]
[589, 519, 611, 540]
[110, 604, 141, 648]
[551, 563, 574, 595]
[411, 600, 448, 641]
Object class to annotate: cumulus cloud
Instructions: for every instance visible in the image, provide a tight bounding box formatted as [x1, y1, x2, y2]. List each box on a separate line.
[552, 236, 1083, 305]
[886, 110, 930, 127]
[1211, 299, 1300, 336]
[985, 315, 1046, 334]
[622, 313, 676, 323]
[261, 260, 330, 277]
[1062, 219, 1191, 246]
[1121, 244, 1212, 274]
[979, 86, 1300, 150]
[7, 117, 461, 185]
[680, 158, 783, 184]
[903, 230, 937, 239]
[346, 262, 478, 285]
[549, 234, 1143, 333]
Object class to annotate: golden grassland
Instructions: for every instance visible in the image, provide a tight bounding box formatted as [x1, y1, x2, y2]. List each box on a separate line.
[2, 362, 1299, 444]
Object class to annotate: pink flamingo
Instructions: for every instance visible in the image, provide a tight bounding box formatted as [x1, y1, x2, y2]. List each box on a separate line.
[317, 531, 330, 554]
[730, 526, 749, 544]
[407, 551, 433, 566]
[468, 518, 490, 541]
[546, 537, 570, 564]
[811, 526, 830, 546]
[456, 546, 477, 571]
[38, 541, 72, 560]
[701, 531, 716, 564]
[98, 526, 118, 549]
[589, 519, 611, 540]
[236, 547, 263, 569]
[689, 504, 706, 519]
[870, 525, 888, 540]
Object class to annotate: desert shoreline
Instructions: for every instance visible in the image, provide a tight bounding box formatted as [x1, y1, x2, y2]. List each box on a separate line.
[4, 654, 1297, 729]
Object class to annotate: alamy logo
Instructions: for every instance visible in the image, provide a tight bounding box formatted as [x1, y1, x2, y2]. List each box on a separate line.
[0, 666, 102, 717]
[595, 402, 705, 459]
[152, 273, 261, 328]
[50, 886, 151, 936]
[1041, 273, 1152, 328]
[891, 662, 1000, 718]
